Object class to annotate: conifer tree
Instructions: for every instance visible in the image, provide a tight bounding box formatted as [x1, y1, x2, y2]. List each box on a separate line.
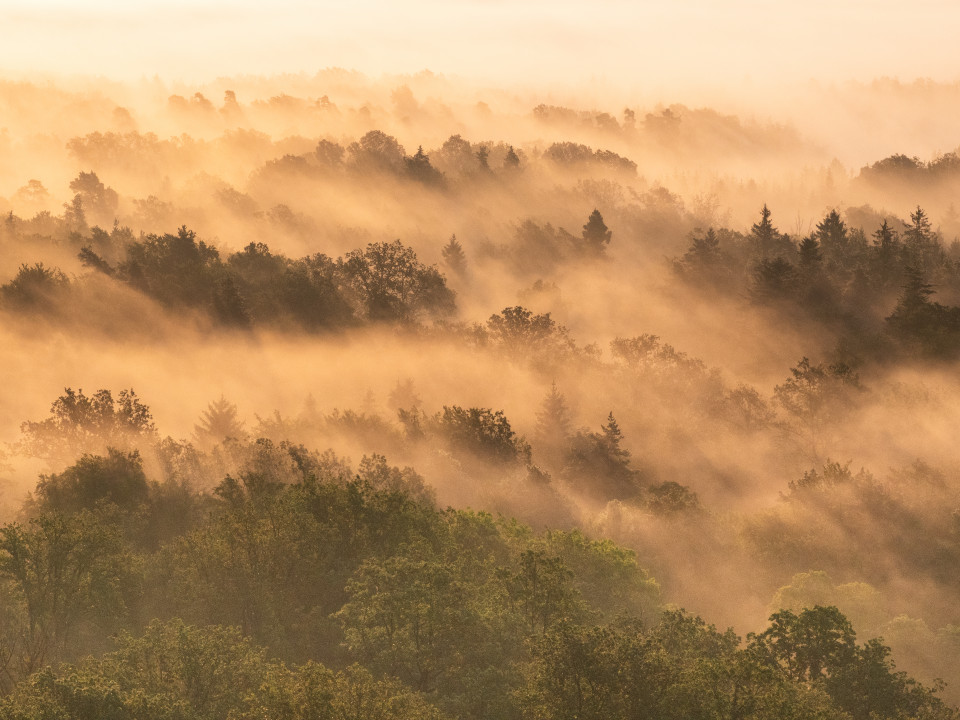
[441, 234, 467, 277]
[581, 209, 612, 255]
[194, 396, 246, 448]
[534, 382, 572, 471]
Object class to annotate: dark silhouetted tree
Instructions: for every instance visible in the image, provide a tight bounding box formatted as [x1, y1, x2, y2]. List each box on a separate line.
[68, 171, 118, 226]
[34, 449, 149, 514]
[0, 264, 68, 309]
[432, 406, 532, 466]
[486, 306, 573, 358]
[750, 257, 798, 305]
[405, 146, 444, 186]
[340, 240, 455, 322]
[212, 274, 250, 327]
[750, 204, 791, 258]
[503, 145, 520, 170]
[562, 412, 641, 501]
[347, 130, 406, 173]
[814, 209, 848, 269]
[581, 209, 612, 255]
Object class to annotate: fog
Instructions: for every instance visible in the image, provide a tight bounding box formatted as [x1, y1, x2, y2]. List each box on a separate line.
[3, 58, 960, 703]
[6, 0, 960, 89]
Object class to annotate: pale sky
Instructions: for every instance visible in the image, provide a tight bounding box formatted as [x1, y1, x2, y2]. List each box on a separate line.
[2, 0, 959, 87]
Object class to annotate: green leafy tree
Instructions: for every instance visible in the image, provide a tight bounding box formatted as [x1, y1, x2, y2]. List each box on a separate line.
[517, 622, 620, 720]
[0, 512, 132, 678]
[338, 551, 482, 693]
[753, 606, 857, 683]
[750, 606, 953, 720]
[33, 449, 149, 515]
[505, 549, 581, 635]
[357, 454, 435, 505]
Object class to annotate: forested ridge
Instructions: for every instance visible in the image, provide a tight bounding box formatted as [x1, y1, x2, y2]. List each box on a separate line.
[3, 74, 960, 718]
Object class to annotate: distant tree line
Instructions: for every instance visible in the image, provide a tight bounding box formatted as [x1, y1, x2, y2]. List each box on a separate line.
[675, 203, 960, 359]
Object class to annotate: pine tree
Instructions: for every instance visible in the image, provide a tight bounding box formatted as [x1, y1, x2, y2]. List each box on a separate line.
[814, 209, 848, 268]
[533, 382, 573, 471]
[212, 275, 250, 327]
[194, 396, 246, 448]
[872, 219, 898, 250]
[581, 209, 612, 255]
[892, 264, 934, 316]
[503, 145, 520, 169]
[904, 206, 933, 250]
[475, 145, 490, 171]
[388, 378, 422, 413]
[601, 412, 630, 463]
[441, 235, 467, 277]
[871, 219, 901, 291]
[405, 146, 443, 185]
[750, 204, 778, 258]
[797, 235, 822, 273]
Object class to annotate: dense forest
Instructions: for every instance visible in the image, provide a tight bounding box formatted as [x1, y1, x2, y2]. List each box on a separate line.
[2, 71, 960, 718]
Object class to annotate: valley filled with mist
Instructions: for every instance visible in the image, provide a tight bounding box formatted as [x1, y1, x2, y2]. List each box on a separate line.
[2, 67, 960, 718]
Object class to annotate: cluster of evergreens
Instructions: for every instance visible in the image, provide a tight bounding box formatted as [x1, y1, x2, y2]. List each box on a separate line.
[675, 203, 960, 359]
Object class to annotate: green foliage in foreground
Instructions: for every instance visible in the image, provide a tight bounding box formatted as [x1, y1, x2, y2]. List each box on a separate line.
[0, 620, 442, 720]
[0, 444, 954, 720]
[0, 609, 953, 720]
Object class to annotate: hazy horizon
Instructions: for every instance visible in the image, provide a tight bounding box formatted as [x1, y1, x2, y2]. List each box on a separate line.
[4, 0, 960, 89]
